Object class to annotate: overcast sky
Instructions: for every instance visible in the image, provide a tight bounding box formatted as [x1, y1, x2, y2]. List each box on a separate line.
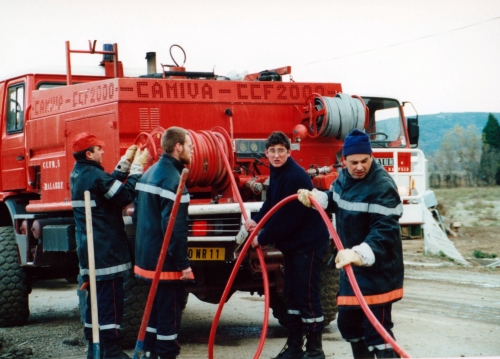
[1, 0, 499, 115]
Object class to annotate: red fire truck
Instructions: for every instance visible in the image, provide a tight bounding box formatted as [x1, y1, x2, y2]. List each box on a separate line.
[0, 41, 430, 347]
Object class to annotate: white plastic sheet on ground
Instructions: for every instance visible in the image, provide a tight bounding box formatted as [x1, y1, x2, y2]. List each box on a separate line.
[422, 207, 470, 266]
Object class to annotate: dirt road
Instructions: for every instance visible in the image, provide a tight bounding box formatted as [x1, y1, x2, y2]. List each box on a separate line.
[1, 256, 499, 359]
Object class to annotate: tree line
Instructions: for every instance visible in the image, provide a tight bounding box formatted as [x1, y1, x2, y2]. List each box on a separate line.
[429, 113, 500, 187]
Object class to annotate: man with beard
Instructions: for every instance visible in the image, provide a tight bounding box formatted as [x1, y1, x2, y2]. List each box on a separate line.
[133, 127, 195, 359]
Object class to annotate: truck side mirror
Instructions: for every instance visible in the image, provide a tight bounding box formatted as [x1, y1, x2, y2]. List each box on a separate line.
[407, 118, 419, 147]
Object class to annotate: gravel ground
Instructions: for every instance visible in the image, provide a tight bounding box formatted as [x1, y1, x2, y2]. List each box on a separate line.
[1, 224, 499, 359]
[0, 279, 84, 359]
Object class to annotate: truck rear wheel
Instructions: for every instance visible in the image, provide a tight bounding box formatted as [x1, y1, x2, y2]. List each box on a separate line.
[269, 262, 339, 327]
[0, 226, 30, 327]
[120, 274, 150, 349]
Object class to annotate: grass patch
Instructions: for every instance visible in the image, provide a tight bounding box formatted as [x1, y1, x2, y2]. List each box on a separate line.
[473, 250, 498, 259]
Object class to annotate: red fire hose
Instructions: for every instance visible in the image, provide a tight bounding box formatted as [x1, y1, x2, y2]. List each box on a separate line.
[207, 131, 270, 359]
[208, 193, 411, 358]
[132, 168, 190, 359]
[309, 195, 411, 358]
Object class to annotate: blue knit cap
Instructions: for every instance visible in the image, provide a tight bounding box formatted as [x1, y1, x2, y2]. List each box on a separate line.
[342, 129, 372, 157]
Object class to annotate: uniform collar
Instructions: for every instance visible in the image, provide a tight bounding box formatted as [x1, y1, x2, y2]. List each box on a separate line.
[76, 159, 104, 171]
[160, 153, 186, 173]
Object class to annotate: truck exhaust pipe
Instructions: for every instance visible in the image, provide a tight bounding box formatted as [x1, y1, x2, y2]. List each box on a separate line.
[146, 52, 157, 75]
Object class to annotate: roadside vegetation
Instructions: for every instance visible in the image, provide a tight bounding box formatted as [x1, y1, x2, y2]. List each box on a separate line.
[433, 186, 500, 260]
[434, 186, 500, 228]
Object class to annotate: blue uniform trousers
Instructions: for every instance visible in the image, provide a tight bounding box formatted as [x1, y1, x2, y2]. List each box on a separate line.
[143, 282, 186, 358]
[84, 277, 124, 345]
[337, 303, 396, 350]
[284, 246, 326, 334]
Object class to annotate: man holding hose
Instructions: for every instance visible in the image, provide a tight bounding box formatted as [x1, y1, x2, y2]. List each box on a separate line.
[298, 129, 404, 359]
[244, 131, 329, 359]
[133, 127, 194, 359]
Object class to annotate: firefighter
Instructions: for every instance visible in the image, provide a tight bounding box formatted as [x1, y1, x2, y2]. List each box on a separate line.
[133, 127, 194, 359]
[70, 132, 149, 359]
[298, 129, 404, 359]
[244, 131, 330, 359]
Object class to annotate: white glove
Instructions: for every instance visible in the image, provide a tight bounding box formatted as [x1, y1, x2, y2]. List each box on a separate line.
[297, 189, 318, 207]
[114, 145, 138, 173]
[130, 148, 150, 175]
[335, 249, 363, 269]
[124, 145, 138, 162]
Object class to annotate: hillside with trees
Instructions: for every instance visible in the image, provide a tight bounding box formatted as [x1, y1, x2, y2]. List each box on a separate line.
[420, 112, 500, 187]
[418, 112, 500, 156]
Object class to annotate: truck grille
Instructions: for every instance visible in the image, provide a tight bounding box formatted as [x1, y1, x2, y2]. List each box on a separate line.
[188, 213, 241, 238]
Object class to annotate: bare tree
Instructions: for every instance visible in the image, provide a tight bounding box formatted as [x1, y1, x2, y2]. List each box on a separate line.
[432, 125, 481, 187]
[454, 125, 480, 186]
[433, 130, 456, 187]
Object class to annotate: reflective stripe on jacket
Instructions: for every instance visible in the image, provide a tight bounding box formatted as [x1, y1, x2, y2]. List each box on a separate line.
[133, 154, 190, 282]
[70, 159, 139, 281]
[327, 161, 404, 307]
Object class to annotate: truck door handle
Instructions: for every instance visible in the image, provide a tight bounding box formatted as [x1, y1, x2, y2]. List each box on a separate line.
[16, 155, 25, 161]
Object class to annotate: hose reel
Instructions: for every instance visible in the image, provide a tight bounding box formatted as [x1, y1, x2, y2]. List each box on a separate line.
[134, 126, 233, 190]
[305, 93, 368, 140]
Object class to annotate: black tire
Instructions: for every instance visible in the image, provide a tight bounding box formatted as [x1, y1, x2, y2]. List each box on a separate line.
[0, 226, 30, 327]
[268, 261, 339, 327]
[120, 275, 150, 349]
[320, 262, 339, 325]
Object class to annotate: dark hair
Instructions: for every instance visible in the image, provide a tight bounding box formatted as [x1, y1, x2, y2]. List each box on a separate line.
[73, 146, 96, 161]
[266, 131, 290, 150]
[161, 126, 189, 154]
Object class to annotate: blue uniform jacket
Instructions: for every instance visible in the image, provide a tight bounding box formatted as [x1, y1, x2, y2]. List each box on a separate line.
[70, 159, 139, 281]
[253, 157, 329, 254]
[133, 154, 190, 281]
[326, 161, 404, 307]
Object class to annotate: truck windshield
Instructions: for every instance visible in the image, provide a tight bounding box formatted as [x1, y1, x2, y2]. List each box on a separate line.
[362, 97, 407, 148]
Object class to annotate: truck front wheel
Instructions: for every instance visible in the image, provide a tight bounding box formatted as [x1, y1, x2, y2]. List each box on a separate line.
[0, 226, 30, 327]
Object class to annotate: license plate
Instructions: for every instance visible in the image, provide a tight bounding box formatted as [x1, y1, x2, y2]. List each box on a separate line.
[188, 247, 225, 261]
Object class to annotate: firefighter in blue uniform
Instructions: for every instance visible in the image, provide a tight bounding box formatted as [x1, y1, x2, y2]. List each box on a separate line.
[133, 127, 194, 359]
[244, 131, 330, 359]
[298, 129, 404, 359]
[70, 132, 148, 359]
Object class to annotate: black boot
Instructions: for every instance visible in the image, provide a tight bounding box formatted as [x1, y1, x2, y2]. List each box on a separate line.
[350, 341, 375, 359]
[302, 332, 325, 359]
[102, 342, 130, 359]
[374, 348, 400, 358]
[272, 328, 304, 359]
